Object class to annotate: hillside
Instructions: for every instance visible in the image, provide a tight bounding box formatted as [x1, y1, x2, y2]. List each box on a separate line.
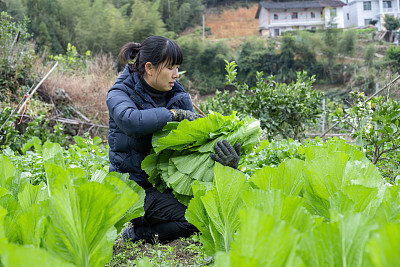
[205, 4, 259, 38]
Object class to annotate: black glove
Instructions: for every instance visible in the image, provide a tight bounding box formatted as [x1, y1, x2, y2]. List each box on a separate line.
[171, 109, 204, 122]
[210, 140, 241, 169]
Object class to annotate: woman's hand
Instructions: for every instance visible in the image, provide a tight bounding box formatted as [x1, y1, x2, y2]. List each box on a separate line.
[210, 140, 241, 169]
[171, 109, 204, 121]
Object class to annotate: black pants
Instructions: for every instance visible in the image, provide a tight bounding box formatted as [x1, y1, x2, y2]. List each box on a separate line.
[131, 187, 198, 242]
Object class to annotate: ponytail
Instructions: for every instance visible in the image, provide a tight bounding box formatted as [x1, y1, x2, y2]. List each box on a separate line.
[118, 42, 141, 70]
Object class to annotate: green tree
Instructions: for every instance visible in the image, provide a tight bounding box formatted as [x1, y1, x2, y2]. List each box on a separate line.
[364, 44, 376, 68]
[237, 37, 279, 84]
[38, 21, 52, 51]
[321, 28, 342, 82]
[129, 0, 166, 42]
[339, 29, 357, 57]
[74, 0, 110, 52]
[177, 34, 232, 93]
[159, 0, 204, 33]
[384, 14, 400, 42]
[277, 34, 297, 83]
[296, 31, 320, 78]
[107, 7, 132, 56]
[26, 0, 64, 53]
[3, 0, 26, 21]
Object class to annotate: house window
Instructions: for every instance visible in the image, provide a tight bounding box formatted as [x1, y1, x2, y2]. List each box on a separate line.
[347, 13, 350, 20]
[274, 14, 278, 20]
[383, 1, 392, 8]
[274, 29, 280, 36]
[311, 11, 316, 18]
[365, 18, 372, 25]
[363, 1, 372, 10]
[331, 8, 337, 17]
[291, 12, 298, 19]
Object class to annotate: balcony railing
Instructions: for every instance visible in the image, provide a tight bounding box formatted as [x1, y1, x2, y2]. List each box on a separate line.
[270, 18, 324, 26]
[383, 7, 399, 13]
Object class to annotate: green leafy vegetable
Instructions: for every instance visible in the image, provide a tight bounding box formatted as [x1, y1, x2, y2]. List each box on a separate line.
[214, 208, 303, 266]
[299, 212, 377, 267]
[45, 164, 139, 266]
[366, 222, 400, 266]
[0, 141, 143, 267]
[185, 163, 249, 255]
[143, 112, 261, 204]
[1, 244, 75, 267]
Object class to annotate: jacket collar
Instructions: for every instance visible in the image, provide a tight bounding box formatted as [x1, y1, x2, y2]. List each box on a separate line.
[132, 72, 156, 106]
[132, 72, 187, 108]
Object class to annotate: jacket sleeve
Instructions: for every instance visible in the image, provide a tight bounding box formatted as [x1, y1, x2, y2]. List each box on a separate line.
[107, 88, 174, 138]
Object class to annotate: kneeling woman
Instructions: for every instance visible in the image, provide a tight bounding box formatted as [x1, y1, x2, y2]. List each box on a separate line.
[106, 36, 239, 243]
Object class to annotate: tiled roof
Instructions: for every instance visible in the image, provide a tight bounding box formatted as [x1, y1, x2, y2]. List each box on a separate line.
[259, 0, 345, 9]
[255, 0, 345, 18]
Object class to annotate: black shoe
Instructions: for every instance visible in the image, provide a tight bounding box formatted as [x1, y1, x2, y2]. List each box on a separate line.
[122, 226, 141, 243]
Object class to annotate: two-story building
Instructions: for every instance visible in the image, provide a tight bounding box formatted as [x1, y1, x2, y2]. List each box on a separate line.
[255, 0, 346, 36]
[342, 0, 400, 29]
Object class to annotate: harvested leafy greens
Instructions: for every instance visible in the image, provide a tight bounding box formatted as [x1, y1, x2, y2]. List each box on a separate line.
[142, 112, 261, 205]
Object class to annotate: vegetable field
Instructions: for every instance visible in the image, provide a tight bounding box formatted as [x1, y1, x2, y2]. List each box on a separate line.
[1, 117, 400, 266]
[0, 136, 145, 266]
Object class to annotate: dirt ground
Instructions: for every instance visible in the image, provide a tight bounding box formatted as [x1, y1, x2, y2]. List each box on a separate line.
[205, 4, 260, 39]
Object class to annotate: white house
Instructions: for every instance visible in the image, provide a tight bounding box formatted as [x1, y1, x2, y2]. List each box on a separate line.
[255, 0, 346, 36]
[342, 0, 400, 29]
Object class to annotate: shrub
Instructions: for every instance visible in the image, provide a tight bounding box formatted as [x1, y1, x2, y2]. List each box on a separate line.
[176, 35, 233, 94]
[201, 61, 324, 140]
[0, 106, 67, 152]
[384, 45, 400, 71]
[49, 43, 91, 73]
[0, 12, 38, 102]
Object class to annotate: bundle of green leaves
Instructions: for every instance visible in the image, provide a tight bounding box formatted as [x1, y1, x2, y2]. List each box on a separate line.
[142, 112, 261, 205]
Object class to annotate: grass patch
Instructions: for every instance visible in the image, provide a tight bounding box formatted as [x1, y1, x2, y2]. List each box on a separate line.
[107, 232, 209, 267]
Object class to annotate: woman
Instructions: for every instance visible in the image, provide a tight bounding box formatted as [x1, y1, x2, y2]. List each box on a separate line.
[107, 36, 240, 243]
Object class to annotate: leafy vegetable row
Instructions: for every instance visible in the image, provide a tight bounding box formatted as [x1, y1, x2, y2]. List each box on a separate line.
[186, 139, 400, 266]
[0, 142, 144, 267]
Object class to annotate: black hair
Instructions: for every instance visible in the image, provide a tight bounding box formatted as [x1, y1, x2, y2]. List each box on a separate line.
[118, 36, 183, 76]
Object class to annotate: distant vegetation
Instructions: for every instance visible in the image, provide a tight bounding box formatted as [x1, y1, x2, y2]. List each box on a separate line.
[2, 0, 399, 95]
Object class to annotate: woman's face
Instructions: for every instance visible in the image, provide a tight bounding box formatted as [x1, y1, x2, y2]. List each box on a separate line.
[144, 62, 180, 92]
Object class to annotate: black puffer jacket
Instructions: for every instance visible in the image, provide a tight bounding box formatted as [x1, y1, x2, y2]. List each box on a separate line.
[106, 65, 195, 188]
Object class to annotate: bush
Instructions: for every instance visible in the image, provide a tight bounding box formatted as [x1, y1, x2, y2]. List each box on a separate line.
[236, 37, 279, 84]
[201, 61, 324, 140]
[0, 12, 38, 102]
[384, 45, 400, 71]
[177, 35, 233, 94]
[364, 44, 376, 68]
[0, 106, 67, 152]
[49, 43, 91, 73]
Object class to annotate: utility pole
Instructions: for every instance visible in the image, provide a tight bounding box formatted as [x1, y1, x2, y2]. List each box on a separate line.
[202, 14, 205, 41]
[168, 0, 171, 18]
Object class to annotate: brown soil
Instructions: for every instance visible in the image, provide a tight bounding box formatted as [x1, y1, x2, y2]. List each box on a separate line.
[206, 4, 259, 39]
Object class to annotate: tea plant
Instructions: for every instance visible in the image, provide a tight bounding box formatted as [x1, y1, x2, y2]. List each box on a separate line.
[201, 61, 323, 140]
[332, 91, 400, 182]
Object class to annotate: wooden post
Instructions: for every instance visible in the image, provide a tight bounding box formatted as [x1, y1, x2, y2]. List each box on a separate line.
[322, 98, 326, 133]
